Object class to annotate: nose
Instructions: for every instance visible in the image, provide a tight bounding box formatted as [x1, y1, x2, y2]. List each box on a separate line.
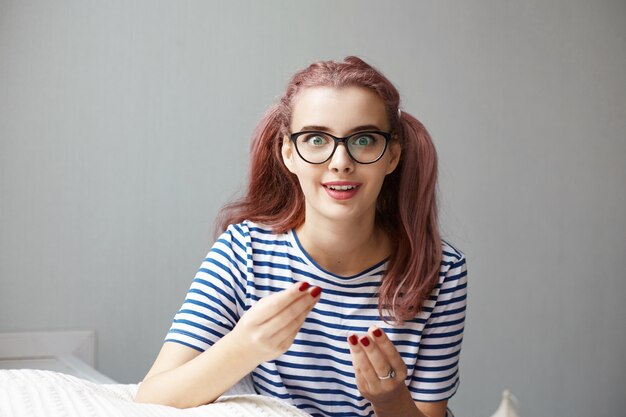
[328, 143, 355, 174]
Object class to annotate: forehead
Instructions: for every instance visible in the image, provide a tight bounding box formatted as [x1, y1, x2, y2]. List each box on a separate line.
[290, 86, 389, 134]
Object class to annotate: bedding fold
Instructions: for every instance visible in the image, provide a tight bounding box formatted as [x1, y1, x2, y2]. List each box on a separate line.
[0, 369, 311, 417]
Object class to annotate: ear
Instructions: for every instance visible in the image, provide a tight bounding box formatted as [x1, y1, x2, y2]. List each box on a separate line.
[385, 139, 402, 175]
[281, 135, 296, 174]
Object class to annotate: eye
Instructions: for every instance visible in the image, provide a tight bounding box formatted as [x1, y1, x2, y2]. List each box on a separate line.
[302, 133, 330, 146]
[351, 134, 376, 146]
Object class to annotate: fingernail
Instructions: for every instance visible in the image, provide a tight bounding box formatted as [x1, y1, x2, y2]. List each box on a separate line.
[298, 282, 310, 291]
[373, 328, 383, 338]
[359, 336, 370, 347]
[348, 335, 358, 345]
[310, 286, 322, 297]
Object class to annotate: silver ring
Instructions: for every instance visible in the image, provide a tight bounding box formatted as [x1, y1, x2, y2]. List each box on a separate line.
[378, 368, 395, 380]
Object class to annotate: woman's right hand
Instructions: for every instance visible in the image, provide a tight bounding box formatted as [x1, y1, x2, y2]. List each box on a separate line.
[135, 282, 321, 408]
[229, 281, 322, 364]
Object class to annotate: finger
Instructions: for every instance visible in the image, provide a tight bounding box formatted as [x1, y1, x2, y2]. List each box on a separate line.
[347, 334, 380, 383]
[357, 335, 393, 380]
[271, 297, 318, 343]
[254, 281, 315, 324]
[263, 285, 322, 332]
[368, 326, 406, 376]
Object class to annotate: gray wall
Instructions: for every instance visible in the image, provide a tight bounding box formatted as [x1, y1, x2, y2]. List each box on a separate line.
[1, 1, 624, 416]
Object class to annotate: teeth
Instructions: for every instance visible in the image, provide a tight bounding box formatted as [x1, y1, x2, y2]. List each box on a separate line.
[327, 185, 357, 191]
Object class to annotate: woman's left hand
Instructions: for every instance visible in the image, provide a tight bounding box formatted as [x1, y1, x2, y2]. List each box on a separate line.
[347, 326, 409, 405]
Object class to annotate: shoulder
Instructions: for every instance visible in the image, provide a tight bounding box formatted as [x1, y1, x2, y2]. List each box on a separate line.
[441, 239, 466, 269]
[441, 239, 465, 263]
[427, 239, 467, 309]
[221, 220, 284, 245]
[440, 239, 467, 281]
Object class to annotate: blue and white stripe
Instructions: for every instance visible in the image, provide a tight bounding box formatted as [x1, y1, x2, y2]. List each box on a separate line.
[166, 220, 467, 417]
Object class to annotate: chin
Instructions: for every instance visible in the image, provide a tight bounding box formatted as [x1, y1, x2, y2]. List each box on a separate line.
[318, 206, 372, 224]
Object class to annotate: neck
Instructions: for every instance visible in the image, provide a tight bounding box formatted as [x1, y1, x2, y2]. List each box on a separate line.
[296, 212, 389, 277]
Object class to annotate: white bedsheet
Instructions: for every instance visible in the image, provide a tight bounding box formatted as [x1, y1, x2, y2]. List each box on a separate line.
[0, 369, 312, 417]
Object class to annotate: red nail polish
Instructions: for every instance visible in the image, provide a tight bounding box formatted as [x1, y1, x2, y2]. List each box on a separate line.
[310, 286, 322, 297]
[373, 328, 383, 338]
[348, 335, 358, 345]
[360, 336, 370, 347]
[299, 282, 310, 292]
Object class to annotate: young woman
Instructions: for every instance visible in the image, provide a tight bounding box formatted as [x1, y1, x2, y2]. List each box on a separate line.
[135, 56, 468, 417]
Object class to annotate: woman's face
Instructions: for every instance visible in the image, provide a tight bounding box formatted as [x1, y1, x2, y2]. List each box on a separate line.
[282, 86, 401, 226]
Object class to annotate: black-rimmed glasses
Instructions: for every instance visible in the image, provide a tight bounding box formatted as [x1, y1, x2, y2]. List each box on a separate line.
[289, 130, 391, 164]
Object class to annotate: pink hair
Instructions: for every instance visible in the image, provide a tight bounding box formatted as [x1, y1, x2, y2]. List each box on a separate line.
[215, 56, 442, 323]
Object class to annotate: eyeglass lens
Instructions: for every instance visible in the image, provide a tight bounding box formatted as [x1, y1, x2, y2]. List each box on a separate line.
[295, 132, 387, 164]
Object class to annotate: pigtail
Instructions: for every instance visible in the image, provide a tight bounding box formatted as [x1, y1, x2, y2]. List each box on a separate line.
[378, 111, 442, 324]
[215, 104, 304, 237]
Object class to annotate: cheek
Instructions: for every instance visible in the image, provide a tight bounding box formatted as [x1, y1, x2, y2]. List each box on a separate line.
[365, 169, 391, 199]
[292, 165, 321, 191]
[370, 167, 391, 186]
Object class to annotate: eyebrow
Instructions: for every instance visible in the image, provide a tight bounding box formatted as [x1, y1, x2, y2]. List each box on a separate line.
[298, 124, 385, 134]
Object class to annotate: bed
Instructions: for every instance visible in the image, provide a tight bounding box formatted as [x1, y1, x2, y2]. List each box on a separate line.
[0, 330, 310, 417]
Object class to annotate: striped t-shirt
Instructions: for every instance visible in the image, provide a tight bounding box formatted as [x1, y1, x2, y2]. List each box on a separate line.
[166, 220, 467, 417]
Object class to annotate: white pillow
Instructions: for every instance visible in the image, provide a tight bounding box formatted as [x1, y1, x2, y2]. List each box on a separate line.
[489, 390, 520, 417]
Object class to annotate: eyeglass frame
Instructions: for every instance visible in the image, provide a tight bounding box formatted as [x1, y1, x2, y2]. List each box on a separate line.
[288, 130, 393, 165]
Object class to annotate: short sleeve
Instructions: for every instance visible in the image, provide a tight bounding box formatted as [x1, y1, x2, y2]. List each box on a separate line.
[409, 255, 468, 402]
[165, 223, 250, 352]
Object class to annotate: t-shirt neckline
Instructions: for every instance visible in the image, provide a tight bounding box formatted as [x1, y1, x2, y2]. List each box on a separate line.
[288, 228, 388, 281]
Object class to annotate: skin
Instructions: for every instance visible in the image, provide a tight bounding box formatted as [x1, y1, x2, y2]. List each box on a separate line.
[135, 86, 447, 417]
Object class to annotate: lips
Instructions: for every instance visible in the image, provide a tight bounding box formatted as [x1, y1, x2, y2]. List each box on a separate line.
[322, 181, 362, 200]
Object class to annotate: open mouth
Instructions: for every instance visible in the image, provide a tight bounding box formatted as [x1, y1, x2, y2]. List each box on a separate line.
[323, 184, 360, 191]
[322, 183, 362, 200]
